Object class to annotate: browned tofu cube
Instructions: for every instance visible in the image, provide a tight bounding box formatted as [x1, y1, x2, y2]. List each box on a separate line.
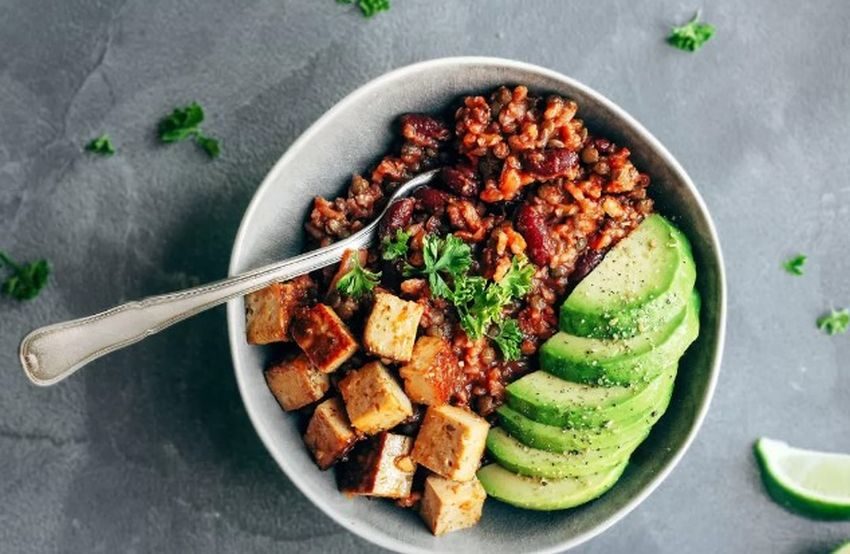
[363, 292, 424, 362]
[399, 336, 461, 406]
[291, 304, 358, 373]
[245, 275, 314, 345]
[303, 397, 359, 470]
[338, 361, 413, 435]
[411, 405, 489, 482]
[264, 354, 329, 411]
[337, 433, 416, 498]
[420, 475, 486, 536]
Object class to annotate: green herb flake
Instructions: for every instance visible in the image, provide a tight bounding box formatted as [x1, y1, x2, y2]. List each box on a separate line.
[490, 319, 524, 361]
[336, 254, 381, 299]
[0, 252, 50, 301]
[817, 309, 850, 336]
[414, 234, 472, 300]
[158, 102, 220, 158]
[337, 0, 390, 18]
[783, 254, 807, 276]
[381, 229, 411, 261]
[85, 134, 115, 156]
[668, 11, 715, 52]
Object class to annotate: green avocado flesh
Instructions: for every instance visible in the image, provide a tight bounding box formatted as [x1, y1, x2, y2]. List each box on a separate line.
[486, 427, 645, 479]
[560, 214, 696, 339]
[498, 367, 676, 452]
[477, 460, 628, 511]
[506, 364, 675, 428]
[483, 215, 699, 512]
[540, 292, 700, 386]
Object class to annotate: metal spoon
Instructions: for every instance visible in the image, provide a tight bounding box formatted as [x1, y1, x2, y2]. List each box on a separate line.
[19, 169, 439, 386]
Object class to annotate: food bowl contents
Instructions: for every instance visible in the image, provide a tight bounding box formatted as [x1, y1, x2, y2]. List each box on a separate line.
[243, 86, 700, 533]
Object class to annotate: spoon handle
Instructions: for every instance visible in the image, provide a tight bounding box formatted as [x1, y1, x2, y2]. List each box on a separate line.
[19, 229, 373, 386]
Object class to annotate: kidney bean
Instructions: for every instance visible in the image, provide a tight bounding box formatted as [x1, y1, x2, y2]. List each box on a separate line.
[522, 148, 578, 179]
[413, 186, 450, 214]
[571, 247, 607, 284]
[400, 114, 451, 148]
[441, 164, 481, 197]
[378, 197, 414, 239]
[515, 204, 552, 266]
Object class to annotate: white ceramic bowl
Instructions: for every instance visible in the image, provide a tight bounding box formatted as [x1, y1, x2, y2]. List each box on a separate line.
[226, 57, 726, 554]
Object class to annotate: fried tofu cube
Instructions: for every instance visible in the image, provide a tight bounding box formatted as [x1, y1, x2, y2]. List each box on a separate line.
[292, 304, 358, 373]
[337, 433, 416, 498]
[245, 276, 314, 345]
[363, 292, 424, 362]
[399, 336, 461, 406]
[264, 354, 329, 411]
[338, 361, 413, 435]
[303, 397, 359, 470]
[420, 475, 486, 536]
[411, 405, 489, 481]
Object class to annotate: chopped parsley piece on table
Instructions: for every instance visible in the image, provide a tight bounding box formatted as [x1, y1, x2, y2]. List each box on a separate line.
[336, 255, 381, 299]
[817, 309, 849, 336]
[783, 254, 807, 276]
[668, 11, 715, 52]
[381, 229, 411, 261]
[85, 134, 115, 156]
[158, 102, 220, 158]
[0, 252, 50, 301]
[338, 0, 389, 18]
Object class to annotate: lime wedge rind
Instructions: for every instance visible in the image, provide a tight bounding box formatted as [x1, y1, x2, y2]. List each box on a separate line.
[833, 541, 850, 554]
[755, 438, 850, 520]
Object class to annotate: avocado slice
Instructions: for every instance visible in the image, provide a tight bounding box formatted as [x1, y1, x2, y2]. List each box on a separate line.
[506, 362, 674, 428]
[540, 291, 700, 386]
[477, 460, 628, 511]
[560, 214, 696, 339]
[486, 427, 644, 479]
[498, 366, 676, 452]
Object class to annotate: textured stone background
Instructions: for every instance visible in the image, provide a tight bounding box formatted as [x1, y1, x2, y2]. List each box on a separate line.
[2, 0, 849, 552]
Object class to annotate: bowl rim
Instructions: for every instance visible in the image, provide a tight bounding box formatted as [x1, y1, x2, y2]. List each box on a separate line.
[226, 56, 727, 554]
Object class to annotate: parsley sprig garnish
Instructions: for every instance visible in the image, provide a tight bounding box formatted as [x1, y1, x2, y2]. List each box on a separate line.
[409, 234, 472, 300]
[336, 254, 381, 299]
[817, 309, 849, 336]
[405, 234, 532, 358]
[381, 229, 411, 261]
[783, 254, 807, 276]
[490, 319, 524, 361]
[0, 252, 50, 301]
[85, 134, 115, 156]
[668, 11, 715, 52]
[338, 0, 389, 18]
[158, 102, 220, 158]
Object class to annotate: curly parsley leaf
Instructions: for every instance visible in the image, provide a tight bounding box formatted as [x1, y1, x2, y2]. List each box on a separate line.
[85, 134, 115, 156]
[196, 135, 220, 158]
[338, 0, 390, 18]
[490, 319, 523, 361]
[783, 254, 807, 276]
[0, 252, 50, 301]
[817, 308, 849, 336]
[413, 234, 472, 299]
[668, 11, 715, 52]
[158, 102, 220, 158]
[381, 229, 411, 261]
[336, 254, 381, 299]
[496, 255, 534, 300]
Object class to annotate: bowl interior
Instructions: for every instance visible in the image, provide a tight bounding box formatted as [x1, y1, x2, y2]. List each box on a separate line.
[226, 58, 725, 554]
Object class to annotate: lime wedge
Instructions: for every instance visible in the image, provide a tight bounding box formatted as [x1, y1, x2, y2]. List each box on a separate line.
[833, 542, 850, 554]
[754, 437, 850, 519]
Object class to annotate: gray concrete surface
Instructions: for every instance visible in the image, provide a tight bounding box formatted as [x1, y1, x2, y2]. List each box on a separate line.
[1, 0, 849, 552]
